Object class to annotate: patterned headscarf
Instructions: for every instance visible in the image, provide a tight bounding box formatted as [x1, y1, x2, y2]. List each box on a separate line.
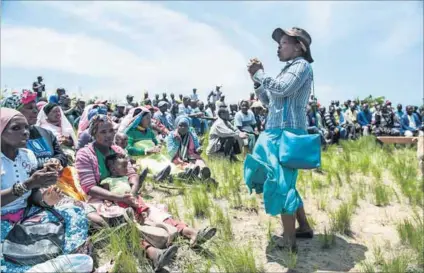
[1, 90, 37, 110]
[88, 114, 112, 136]
[174, 115, 191, 127]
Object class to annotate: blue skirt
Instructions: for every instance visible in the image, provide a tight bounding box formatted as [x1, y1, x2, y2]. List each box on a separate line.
[1, 205, 88, 273]
[244, 128, 305, 216]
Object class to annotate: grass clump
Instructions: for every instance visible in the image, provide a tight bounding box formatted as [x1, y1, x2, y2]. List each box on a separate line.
[190, 186, 211, 218]
[212, 241, 261, 273]
[373, 182, 391, 207]
[330, 202, 353, 235]
[210, 204, 233, 240]
[319, 226, 336, 249]
[397, 213, 424, 266]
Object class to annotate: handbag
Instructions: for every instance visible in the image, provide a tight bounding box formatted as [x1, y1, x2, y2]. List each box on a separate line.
[279, 130, 321, 169]
[2, 206, 66, 265]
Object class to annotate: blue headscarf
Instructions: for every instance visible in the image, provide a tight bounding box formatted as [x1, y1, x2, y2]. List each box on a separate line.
[174, 115, 191, 127]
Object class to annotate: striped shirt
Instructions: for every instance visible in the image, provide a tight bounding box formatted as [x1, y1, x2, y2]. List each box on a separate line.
[253, 57, 313, 130]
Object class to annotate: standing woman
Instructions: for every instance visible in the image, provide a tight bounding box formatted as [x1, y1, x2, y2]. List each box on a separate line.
[244, 27, 314, 252]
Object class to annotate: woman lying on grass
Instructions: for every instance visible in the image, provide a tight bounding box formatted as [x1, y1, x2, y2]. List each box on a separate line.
[76, 115, 216, 271]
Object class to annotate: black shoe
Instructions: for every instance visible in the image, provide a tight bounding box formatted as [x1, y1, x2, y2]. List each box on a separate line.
[138, 168, 148, 187]
[154, 165, 172, 182]
[153, 245, 178, 271]
[200, 167, 211, 180]
[192, 166, 200, 177]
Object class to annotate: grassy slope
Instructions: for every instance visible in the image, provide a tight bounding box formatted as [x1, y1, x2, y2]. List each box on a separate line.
[93, 136, 423, 273]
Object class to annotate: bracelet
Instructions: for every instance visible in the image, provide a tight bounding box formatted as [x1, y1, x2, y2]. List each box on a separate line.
[12, 183, 29, 197]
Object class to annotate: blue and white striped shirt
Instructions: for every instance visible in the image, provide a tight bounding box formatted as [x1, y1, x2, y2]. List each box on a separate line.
[253, 57, 313, 130]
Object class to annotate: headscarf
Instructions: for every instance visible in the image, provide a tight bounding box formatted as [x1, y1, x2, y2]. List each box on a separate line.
[37, 104, 77, 145]
[174, 115, 191, 127]
[43, 103, 59, 115]
[0, 108, 23, 135]
[88, 114, 111, 136]
[78, 103, 107, 137]
[118, 106, 150, 134]
[1, 90, 37, 110]
[37, 101, 47, 111]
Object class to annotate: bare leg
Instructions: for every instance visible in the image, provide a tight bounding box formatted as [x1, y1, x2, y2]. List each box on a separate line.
[181, 227, 198, 244]
[296, 206, 312, 232]
[281, 214, 296, 248]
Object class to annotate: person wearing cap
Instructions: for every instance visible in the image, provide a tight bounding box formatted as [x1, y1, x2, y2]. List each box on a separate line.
[190, 88, 199, 102]
[49, 88, 66, 104]
[207, 85, 223, 105]
[154, 101, 175, 131]
[251, 101, 265, 132]
[245, 27, 315, 252]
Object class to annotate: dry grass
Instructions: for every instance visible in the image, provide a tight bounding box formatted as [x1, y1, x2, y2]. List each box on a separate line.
[91, 136, 423, 273]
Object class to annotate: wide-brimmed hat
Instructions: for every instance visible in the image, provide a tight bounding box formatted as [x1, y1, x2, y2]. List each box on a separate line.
[272, 27, 314, 63]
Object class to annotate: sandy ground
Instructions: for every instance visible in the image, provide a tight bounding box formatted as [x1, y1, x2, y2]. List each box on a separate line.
[138, 165, 419, 273]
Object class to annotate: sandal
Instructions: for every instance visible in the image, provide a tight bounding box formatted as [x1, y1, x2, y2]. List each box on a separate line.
[191, 227, 217, 247]
[138, 168, 149, 188]
[153, 245, 178, 272]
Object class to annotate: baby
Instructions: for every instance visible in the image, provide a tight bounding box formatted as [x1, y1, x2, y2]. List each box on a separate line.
[101, 153, 133, 195]
[101, 153, 148, 218]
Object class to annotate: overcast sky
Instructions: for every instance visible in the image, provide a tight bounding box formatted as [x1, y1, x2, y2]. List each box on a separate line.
[1, 1, 423, 106]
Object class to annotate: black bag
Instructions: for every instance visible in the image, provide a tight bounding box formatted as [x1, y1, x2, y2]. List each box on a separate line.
[2, 206, 65, 265]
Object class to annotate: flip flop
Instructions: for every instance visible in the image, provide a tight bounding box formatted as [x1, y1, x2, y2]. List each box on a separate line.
[191, 227, 217, 247]
[153, 245, 178, 272]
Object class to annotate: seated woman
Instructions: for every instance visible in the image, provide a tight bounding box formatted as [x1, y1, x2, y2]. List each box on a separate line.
[167, 116, 211, 180]
[1, 108, 88, 273]
[76, 115, 216, 271]
[206, 108, 247, 160]
[118, 107, 173, 181]
[36, 103, 77, 163]
[234, 100, 258, 153]
[76, 106, 108, 150]
[1, 92, 87, 202]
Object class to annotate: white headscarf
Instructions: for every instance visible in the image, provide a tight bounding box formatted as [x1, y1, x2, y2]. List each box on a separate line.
[36, 104, 77, 146]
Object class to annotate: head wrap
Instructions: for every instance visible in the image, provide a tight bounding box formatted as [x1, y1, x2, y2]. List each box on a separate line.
[36, 101, 47, 111]
[43, 103, 59, 115]
[88, 106, 107, 121]
[88, 114, 111, 136]
[158, 101, 168, 108]
[175, 115, 191, 127]
[0, 108, 23, 135]
[1, 90, 37, 110]
[251, 101, 264, 109]
[118, 107, 150, 134]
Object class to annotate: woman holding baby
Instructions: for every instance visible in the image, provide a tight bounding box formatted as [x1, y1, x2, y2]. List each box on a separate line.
[75, 114, 216, 271]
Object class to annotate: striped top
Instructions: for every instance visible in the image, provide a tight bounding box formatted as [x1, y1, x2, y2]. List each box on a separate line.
[253, 57, 313, 130]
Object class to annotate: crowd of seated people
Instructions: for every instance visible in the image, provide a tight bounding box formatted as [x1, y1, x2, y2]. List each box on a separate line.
[1, 78, 422, 272]
[306, 97, 423, 144]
